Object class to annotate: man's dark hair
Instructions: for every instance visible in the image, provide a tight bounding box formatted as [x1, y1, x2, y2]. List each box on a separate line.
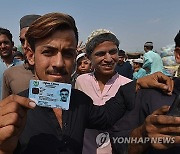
[26, 12, 79, 51]
[174, 31, 180, 48]
[13, 51, 24, 59]
[86, 33, 119, 57]
[144, 41, 153, 50]
[118, 49, 125, 56]
[60, 88, 69, 94]
[0, 27, 13, 43]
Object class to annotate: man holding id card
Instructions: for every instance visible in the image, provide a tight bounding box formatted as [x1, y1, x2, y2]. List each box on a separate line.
[0, 12, 173, 154]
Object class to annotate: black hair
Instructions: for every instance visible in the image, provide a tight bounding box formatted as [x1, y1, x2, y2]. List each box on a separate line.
[174, 31, 180, 48]
[13, 51, 24, 59]
[86, 33, 119, 57]
[60, 88, 69, 93]
[0, 27, 13, 43]
[118, 49, 125, 56]
[144, 41, 153, 50]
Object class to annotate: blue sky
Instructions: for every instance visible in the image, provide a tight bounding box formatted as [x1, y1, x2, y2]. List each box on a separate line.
[1, 0, 180, 52]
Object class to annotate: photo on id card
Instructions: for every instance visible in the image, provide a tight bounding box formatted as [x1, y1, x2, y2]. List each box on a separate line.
[29, 80, 72, 110]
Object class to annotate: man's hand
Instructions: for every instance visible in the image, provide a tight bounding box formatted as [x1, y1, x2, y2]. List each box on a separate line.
[136, 72, 174, 95]
[0, 95, 36, 154]
[129, 106, 180, 153]
[142, 106, 180, 149]
[76, 41, 85, 54]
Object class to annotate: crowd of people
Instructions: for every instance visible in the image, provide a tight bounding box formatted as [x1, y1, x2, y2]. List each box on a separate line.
[0, 12, 179, 154]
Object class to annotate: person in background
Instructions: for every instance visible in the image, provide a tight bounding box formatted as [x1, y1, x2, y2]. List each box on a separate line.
[132, 58, 146, 80]
[0, 27, 23, 99]
[71, 52, 92, 87]
[143, 41, 164, 75]
[12, 46, 18, 54]
[76, 52, 92, 75]
[0, 27, 23, 67]
[13, 51, 24, 61]
[115, 49, 133, 79]
[75, 28, 132, 154]
[2, 14, 41, 98]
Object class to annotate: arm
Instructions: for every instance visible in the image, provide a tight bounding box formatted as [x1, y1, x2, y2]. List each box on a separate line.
[133, 72, 139, 80]
[88, 72, 173, 130]
[142, 54, 153, 69]
[0, 95, 36, 154]
[133, 69, 146, 80]
[87, 80, 137, 130]
[2, 72, 11, 99]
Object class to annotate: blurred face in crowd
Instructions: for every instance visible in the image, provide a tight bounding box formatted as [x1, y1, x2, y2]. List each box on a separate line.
[12, 46, 17, 54]
[76, 56, 91, 75]
[29, 29, 77, 83]
[118, 55, 125, 64]
[90, 41, 118, 76]
[174, 47, 180, 64]
[0, 34, 13, 58]
[144, 46, 148, 52]
[19, 27, 29, 55]
[133, 62, 139, 70]
[14, 54, 24, 61]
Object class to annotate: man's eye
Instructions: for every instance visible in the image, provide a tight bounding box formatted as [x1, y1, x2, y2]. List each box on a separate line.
[42, 50, 52, 56]
[3, 41, 10, 45]
[62, 50, 75, 58]
[109, 49, 118, 55]
[94, 51, 106, 57]
[84, 61, 89, 64]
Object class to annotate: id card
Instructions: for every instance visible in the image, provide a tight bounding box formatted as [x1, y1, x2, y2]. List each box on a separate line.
[29, 80, 72, 110]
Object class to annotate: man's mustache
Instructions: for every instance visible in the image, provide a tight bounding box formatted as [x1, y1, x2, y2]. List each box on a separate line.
[46, 68, 68, 76]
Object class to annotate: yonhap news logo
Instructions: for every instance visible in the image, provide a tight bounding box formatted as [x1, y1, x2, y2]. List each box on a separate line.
[96, 132, 175, 146]
[96, 132, 110, 148]
[111, 136, 175, 144]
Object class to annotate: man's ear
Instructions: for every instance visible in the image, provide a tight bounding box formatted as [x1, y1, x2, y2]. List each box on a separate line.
[26, 47, 35, 65]
[12, 41, 14, 47]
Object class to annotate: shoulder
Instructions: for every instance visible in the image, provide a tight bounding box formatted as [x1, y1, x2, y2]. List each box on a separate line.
[75, 73, 93, 85]
[137, 88, 162, 97]
[76, 73, 92, 80]
[136, 88, 175, 107]
[117, 74, 132, 84]
[4, 64, 23, 75]
[124, 61, 132, 68]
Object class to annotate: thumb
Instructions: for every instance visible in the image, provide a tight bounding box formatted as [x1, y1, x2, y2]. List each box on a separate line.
[152, 105, 170, 115]
[0, 95, 36, 109]
[154, 82, 173, 95]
